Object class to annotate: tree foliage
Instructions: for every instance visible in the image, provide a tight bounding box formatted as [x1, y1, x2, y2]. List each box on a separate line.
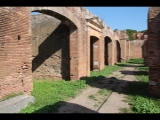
[126, 29, 137, 41]
[125, 29, 147, 41]
[114, 29, 147, 41]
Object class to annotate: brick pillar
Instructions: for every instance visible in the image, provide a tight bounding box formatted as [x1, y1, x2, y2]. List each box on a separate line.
[120, 39, 127, 62]
[148, 7, 160, 96]
[120, 30, 128, 62]
[0, 7, 32, 99]
[114, 40, 117, 64]
[143, 38, 148, 66]
[126, 41, 130, 60]
[111, 41, 115, 65]
[99, 35, 104, 70]
[70, 29, 79, 80]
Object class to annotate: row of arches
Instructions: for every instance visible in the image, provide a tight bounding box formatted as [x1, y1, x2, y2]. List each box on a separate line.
[0, 7, 122, 99]
[31, 10, 121, 80]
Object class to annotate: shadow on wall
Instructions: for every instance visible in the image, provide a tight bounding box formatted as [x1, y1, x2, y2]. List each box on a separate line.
[31, 101, 98, 113]
[32, 23, 70, 79]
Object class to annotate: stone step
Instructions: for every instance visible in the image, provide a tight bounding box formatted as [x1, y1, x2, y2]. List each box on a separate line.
[0, 95, 35, 113]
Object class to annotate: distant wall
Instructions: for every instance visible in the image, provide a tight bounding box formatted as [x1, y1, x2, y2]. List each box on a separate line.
[129, 40, 145, 59]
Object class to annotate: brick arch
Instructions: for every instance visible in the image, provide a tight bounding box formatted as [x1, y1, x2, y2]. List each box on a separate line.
[30, 7, 80, 80]
[104, 36, 113, 66]
[30, 7, 78, 30]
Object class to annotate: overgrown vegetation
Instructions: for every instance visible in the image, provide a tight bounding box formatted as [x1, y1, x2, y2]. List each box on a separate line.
[20, 65, 122, 113]
[121, 58, 160, 113]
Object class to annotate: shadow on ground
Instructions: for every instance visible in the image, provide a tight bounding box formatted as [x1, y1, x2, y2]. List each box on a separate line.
[119, 70, 148, 75]
[80, 75, 148, 98]
[31, 101, 98, 113]
[29, 63, 157, 113]
[80, 64, 150, 98]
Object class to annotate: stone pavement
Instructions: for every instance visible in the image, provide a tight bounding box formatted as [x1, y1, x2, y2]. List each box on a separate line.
[0, 95, 34, 113]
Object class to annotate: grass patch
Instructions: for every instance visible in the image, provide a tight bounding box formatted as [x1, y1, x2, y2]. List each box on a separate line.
[0, 92, 23, 102]
[126, 58, 144, 64]
[119, 107, 134, 113]
[88, 94, 97, 101]
[121, 58, 160, 113]
[97, 88, 111, 96]
[20, 64, 122, 113]
[90, 65, 122, 78]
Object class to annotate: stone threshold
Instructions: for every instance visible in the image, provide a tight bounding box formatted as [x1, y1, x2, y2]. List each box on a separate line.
[0, 95, 34, 113]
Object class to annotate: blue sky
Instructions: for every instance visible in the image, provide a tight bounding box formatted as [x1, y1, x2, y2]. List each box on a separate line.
[32, 7, 149, 31]
[85, 7, 149, 31]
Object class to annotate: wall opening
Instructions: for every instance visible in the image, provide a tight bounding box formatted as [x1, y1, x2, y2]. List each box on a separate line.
[90, 36, 99, 71]
[31, 11, 72, 80]
[116, 40, 121, 62]
[104, 36, 112, 65]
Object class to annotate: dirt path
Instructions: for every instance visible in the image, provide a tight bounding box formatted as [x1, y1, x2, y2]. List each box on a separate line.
[56, 64, 141, 113]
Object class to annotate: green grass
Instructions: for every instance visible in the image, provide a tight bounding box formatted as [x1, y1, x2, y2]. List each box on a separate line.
[0, 92, 23, 102]
[126, 58, 144, 64]
[90, 65, 122, 77]
[121, 58, 160, 113]
[88, 94, 97, 101]
[97, 88, 111, 96]
[20, 64, 122, 113]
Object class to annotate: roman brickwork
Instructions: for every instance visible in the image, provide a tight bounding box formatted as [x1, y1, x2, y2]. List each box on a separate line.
[0, 7, 149, 100]
[129, 40, 145, 59]
[0, 7, 32, 99]
[148, 7, 160, 96]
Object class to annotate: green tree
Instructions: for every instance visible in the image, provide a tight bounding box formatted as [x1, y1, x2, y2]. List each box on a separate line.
[126, 29, 137, 41]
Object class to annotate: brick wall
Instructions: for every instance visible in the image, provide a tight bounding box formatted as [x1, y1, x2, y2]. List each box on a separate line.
[148, 7, 160, 96]
[0, 7, 32, 100]
[129, 40, 145, 59]
[0, 7, 145, 100]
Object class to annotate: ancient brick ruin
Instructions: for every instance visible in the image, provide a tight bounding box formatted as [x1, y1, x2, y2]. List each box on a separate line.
[0, 7, 157, 99]
[147, 7, 160, 96]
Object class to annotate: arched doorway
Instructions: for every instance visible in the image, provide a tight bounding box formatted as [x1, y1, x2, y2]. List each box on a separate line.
[31, 10, 77, 80]
[90, 36, 99, 71]
[104, 36, 112, 65]
[116, 40, 121, 62]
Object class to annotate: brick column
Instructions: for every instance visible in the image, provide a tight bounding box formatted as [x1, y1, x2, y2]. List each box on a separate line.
[120, 30, 128, 62]
[0, 7, 32, 99]
[120, 39, 127, 62]
[148, 7, 160, 96]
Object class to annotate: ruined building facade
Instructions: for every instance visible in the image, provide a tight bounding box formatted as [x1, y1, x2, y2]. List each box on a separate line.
[0, 7, 149, 99]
